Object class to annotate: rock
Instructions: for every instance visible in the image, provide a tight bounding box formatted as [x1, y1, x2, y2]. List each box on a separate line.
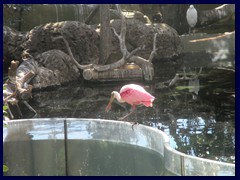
[32, 49, 80, 89]
[3, 26, 25, 70]
[152, 23, 184, 59]
[22, 21, 100, 65]
[108, 19, 183, 63]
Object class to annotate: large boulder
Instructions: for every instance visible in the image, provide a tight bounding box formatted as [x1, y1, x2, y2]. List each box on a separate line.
[32, 49, 80, 89]
[22, 21, 100, 65]
[108, 19, 183, 63]
[3, 26, 25, 71]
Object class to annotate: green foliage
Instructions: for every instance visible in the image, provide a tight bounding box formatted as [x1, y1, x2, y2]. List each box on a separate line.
[3, 88, 9, 120]
[3, 165, 9, 173]
[3, 85, 9, 173]
[3, 105, 9, 171]
[3, 83, 9, 121]
[3, 104, 9, 127]
[3, 105, 8, 112]
[175, 86, 190, 91]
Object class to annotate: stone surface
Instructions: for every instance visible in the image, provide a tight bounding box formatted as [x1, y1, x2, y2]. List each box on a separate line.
[22, 21, 100, 65]
[3, 26, 25, 70]
[32, 49, 80, 89]
[109, 19, 183, 62]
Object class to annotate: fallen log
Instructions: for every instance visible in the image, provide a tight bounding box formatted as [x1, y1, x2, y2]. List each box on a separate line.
[3, 50, 37, 119]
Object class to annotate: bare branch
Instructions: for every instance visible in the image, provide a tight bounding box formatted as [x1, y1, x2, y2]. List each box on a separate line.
[115, 4, 128, 58]
[168, 74, 180, 87]
[52, 35, 93, 70]
[23, 101, 37, 116]
[4, 92, 17, 104]
[128, 55, 154, 81]
[6, 102, 14, 119]
[148, 33, 158, 62]
[19, 71, 35, 87]
[111, 27, 120, 40]
[15, 71, 35, 100]
[8, 60, 19, 83]
[93, 58, 125, 71]
[127, 45, 145, 60]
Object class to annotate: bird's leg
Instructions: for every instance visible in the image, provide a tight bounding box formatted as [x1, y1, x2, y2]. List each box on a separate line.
[131, 121, 139, 131]
[189, 27, 192, 34]
[119, 106, 139, 130]
[118, 109, 135, 121]
[118, 105, 136, 121]
[192, 28, 196, 34]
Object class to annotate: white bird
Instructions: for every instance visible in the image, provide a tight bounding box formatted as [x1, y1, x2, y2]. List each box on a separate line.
[186, 5, 198, 33]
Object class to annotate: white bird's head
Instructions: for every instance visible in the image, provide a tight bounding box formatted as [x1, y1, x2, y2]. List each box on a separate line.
[190, 5, 194, 8]
[105, 91, 118, 112]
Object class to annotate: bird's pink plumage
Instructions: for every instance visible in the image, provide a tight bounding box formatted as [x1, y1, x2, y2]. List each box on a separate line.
[120, 84, 155, 107]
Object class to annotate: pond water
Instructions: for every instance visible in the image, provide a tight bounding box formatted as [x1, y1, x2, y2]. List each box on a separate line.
[21, 65, 235, 165]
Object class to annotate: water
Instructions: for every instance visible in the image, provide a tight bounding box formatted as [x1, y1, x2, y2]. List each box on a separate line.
[20, 66, 234, 164]
[3, 140, 170, 176]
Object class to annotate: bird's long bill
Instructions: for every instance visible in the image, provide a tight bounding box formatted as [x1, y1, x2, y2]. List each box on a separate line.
[105, 94, 115, 112]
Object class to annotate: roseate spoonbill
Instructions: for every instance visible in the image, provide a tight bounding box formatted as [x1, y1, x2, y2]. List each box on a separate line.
[186, 5, 198, 33]
[105, 84, 155, 120]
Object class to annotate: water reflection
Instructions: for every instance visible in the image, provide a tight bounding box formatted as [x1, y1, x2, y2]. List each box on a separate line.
[160, 116, 235, 163]
[188, 77, 200, 100]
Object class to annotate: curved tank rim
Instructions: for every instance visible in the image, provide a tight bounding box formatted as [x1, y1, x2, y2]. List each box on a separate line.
[4, 118, 235, 168]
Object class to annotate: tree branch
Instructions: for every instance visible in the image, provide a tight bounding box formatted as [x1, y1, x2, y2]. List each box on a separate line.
[148, 33, 158, 62]
[52, 35, 94, 70]
[4, 58, 37, 119]
[126, 45, 145, 60]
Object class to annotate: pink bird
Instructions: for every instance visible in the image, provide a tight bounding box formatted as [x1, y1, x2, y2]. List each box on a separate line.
[105, 84, 155, 120]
